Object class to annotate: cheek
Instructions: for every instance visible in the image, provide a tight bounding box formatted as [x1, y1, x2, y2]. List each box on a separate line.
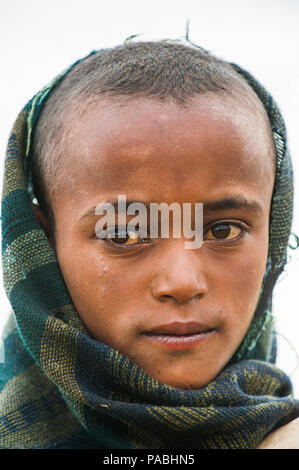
[55, 237, 146, 338]
[213, 239, 268, 333]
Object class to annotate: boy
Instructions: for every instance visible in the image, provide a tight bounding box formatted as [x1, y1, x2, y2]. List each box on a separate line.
[0, 40, 298, 449]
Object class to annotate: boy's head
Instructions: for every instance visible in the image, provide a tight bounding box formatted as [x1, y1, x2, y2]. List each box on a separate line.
[31, 41, 276, 389]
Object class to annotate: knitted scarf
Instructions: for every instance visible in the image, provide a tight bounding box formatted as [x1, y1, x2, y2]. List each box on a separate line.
[0, 48, 298, 449]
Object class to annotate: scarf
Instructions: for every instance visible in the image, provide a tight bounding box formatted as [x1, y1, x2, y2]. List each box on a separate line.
[0, 48, 298, 449]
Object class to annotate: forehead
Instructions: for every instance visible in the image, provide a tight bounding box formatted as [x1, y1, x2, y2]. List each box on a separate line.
[55, 93, 275, 208]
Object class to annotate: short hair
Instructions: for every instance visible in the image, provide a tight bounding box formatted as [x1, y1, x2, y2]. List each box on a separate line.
[31, 40, 272, 225]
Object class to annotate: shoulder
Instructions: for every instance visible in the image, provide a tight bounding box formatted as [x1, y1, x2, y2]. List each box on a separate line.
[257, 417, 299, 449]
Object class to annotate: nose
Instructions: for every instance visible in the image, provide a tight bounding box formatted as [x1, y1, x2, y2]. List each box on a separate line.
[151, 241, 208, 305]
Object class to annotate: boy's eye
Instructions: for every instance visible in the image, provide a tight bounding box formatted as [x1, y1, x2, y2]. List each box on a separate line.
[204, 223, 243, 240]
[106, 228, 147, 246]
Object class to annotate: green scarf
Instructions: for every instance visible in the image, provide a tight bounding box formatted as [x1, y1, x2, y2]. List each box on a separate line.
[0, 49, 298, 449]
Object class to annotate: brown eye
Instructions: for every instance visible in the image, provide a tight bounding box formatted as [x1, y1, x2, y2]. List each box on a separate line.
[106, 228, 141, 246]
[205, 223, 242, 240]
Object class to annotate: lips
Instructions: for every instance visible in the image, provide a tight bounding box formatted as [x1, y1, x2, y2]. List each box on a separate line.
[142, 321, 216, 351]
[144, 321, 213, 336]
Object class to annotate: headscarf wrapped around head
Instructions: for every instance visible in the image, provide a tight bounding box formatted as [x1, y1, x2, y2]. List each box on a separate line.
[0, 43, 298, 449]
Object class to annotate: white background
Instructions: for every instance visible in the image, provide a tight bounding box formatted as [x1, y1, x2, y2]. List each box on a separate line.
[0, 0, 298, 395]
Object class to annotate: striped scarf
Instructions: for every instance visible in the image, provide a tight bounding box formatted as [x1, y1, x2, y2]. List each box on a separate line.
[0, 49, 298, 449]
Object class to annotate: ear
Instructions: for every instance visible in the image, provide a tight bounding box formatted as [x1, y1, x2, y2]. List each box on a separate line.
[31, 201, 55, 249]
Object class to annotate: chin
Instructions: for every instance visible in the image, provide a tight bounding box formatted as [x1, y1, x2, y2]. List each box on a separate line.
[150, 370, 211, 390]
[160, 378, 207, 390]
[148, 361, 226, 390]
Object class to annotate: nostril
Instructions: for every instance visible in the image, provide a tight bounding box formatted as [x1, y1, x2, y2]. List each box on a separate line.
[161, 294, 172, 301]
[191, 293, 202, 302]
[160, 292, 203, 304]
[151, 272, 208, 305]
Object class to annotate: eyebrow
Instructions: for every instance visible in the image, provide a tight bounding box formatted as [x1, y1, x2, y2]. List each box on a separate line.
[79, 199, 152, 223]
[203, 197, 263, 215]
[79, 196, 263, 223]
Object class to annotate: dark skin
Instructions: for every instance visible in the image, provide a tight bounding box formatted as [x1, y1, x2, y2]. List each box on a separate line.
[34, 92, 276, 390]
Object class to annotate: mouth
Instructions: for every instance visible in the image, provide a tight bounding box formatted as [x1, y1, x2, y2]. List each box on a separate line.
[142, 321, 216, 351]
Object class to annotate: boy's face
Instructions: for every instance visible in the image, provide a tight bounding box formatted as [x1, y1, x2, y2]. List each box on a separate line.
[46, 93, 275, 389]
